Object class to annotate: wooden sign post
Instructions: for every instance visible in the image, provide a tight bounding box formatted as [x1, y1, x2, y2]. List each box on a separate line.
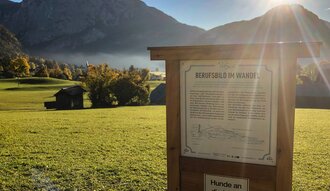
[148, 42, 321, 191]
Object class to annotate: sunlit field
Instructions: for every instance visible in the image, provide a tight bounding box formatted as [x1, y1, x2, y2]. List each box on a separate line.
[0, 106, 167, 190]
[293, 109, 330, 191]
[0, 78, 329, 190]
[0, 78, 80, 111]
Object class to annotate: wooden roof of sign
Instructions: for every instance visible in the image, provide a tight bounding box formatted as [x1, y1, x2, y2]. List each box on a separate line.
[148, 42, 321, 60]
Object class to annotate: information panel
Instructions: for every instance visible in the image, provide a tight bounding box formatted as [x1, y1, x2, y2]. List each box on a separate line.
[180, 60, 279, 165]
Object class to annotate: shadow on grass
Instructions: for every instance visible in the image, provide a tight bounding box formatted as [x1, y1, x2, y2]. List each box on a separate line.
[19, 78, 59, 84]
[5, 86, 71, 91]
[1, 77, 74, 84]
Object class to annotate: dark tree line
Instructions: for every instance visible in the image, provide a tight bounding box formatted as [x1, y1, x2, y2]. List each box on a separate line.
[28, 56, 85, 80]
[0, 55, 85, 80]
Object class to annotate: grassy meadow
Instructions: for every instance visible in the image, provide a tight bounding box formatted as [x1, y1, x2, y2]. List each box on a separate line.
[0, 78, 329, 190]
[0, 78, 81, 111]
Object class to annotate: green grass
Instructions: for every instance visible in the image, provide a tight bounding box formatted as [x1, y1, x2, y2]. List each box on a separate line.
[0, 78, 163, 110]
[0, 77, 82, 111]
[0, 78, 329, 190]
[293, 109, 330, 191]
[0, 107, 166, 190]
[0, 77, 78, 90]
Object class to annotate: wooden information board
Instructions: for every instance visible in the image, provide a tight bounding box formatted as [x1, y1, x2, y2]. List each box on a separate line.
[148, 42, 321, 191]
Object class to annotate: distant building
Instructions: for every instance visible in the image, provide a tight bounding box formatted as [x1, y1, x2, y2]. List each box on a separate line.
[315, 61, 330, 85]
[296, 84, 330, 109]
[150, 71, 166, 81]
[44, 85, 86, 110]
[150, 83, 166, 105]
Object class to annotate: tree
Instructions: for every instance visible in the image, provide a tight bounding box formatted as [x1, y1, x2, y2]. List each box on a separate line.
[84, 64, 118, 108]
[301, 63, 317, 82]
[29, 57, 45, 67]
[29, 62, 36, 73]
[10, 56, 30, 86]
[73, 68, 83, 80]
[35, 64, 49, 77]
[112, 66, 150, 106]
[63, 66, 72, 80]
[140, 68, 150, 82]
[0, 56, 14, 77]
[10, 56, 30, 77]
[112, 77, 150, 106]
[84, 64, 150, 107]
[49, 63, 63, 79]
[112, 77, 138, 106]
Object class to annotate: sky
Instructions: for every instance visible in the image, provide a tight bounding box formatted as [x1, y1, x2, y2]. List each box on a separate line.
[141, 0, 330, 30]
[9, 0, 330, 30]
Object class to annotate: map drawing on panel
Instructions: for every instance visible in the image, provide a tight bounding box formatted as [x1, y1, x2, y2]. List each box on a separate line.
[191, 124, 265, 145]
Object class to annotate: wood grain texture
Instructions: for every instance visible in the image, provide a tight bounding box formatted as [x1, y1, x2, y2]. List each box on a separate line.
[181, 157, 276, 191]
[165, 60, 181, 191]
[149, 42, 321, 60]
[275, 47, 298, 191]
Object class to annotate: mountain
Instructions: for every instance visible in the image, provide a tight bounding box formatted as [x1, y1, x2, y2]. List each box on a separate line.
[196, 4, 330, 57]
[0, 0, 204, 54]
[0, 24, 22, 58]
[325, 20, 330, 29]
[0, 0, 20, 21]
[0, 2, 329, 67]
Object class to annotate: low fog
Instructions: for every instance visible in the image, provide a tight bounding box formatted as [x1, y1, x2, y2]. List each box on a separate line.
[39, 52, 328, 72]
[42, 53, 165, 71]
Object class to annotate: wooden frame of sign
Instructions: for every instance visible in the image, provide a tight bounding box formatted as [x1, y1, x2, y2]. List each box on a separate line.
[148, 42, 321, 191]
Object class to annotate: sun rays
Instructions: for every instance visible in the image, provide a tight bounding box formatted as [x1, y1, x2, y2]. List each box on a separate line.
[244, 1, 330, 94]
[269, 0, 302, 6]
[230, 0, 329, 168]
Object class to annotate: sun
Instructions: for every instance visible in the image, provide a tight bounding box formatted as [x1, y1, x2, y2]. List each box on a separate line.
[270, 0, 300, 6]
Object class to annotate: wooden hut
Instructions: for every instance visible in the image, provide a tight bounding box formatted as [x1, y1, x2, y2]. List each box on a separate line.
[296, 84, 330, 109]
[44, 85, 86, 110]
[150, 83, 166, 105]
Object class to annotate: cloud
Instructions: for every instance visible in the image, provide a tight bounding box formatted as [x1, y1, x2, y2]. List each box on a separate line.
[327, 8, 330, 11]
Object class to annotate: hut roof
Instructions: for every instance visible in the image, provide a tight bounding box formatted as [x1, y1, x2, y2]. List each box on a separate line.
[54, 85, 86, 97]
